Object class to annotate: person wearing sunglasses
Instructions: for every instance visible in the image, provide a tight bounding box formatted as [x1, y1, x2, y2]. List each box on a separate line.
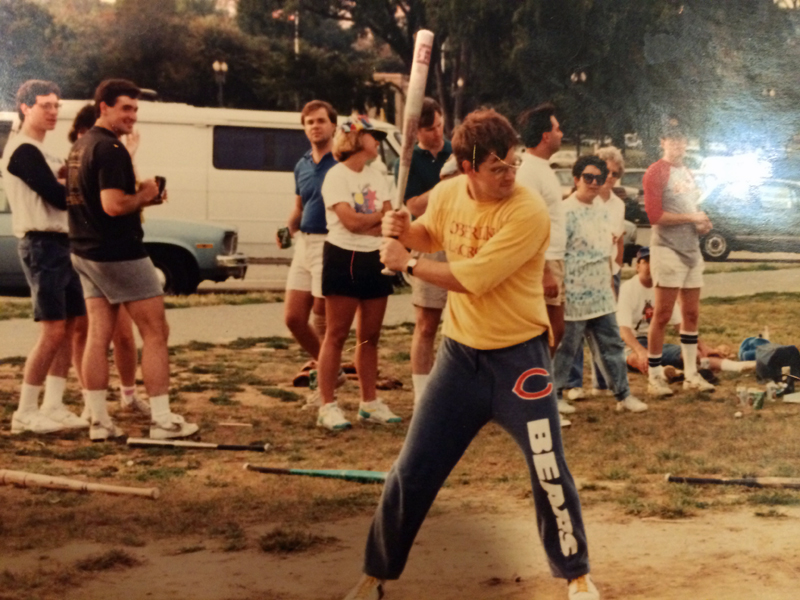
[553, 155, 648, 416]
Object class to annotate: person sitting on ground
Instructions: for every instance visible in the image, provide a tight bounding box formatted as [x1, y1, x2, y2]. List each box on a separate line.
[618, 246, 755, 380]
[315, 115, 402, 432]
[553, 156, 647, 415]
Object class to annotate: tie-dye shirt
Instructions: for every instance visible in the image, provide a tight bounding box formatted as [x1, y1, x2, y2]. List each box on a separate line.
[562, 193, 615, 321]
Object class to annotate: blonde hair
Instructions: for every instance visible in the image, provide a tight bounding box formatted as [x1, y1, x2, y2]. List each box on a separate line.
[332, 129, 365, 162]
[596, 146, 625, 171]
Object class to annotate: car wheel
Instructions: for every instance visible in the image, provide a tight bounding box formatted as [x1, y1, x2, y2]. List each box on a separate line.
[700, 231, 731, 262]
[147, 247, 199, 295]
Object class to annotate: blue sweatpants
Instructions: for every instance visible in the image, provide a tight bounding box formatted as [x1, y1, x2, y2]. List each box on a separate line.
[363, 333, 591, 581]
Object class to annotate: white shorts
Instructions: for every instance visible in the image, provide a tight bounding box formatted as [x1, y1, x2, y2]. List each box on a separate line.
[411, 250, 448, 310]
[651, 245, 704, 289]
[286, 233, 326, 298]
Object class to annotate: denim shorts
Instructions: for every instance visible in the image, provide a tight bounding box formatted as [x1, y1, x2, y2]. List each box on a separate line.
[18, 232, 86, 322]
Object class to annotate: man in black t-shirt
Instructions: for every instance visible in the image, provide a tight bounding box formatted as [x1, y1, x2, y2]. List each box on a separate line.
[67, 79, 197, 441]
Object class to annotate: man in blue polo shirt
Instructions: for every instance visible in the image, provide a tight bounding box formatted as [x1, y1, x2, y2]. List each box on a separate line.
[281, 100, 337, 391]
[396, 98, 453, 405]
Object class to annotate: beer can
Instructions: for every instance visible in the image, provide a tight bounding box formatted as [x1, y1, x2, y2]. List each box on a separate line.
[309, 369, 318, 391]
[277, 227, 292, 249]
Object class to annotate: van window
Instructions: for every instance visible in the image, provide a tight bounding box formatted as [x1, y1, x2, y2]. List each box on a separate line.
[213, 126, 309, 172]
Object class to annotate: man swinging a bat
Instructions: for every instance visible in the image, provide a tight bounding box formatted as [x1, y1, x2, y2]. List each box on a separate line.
[342, 109, 599, 600]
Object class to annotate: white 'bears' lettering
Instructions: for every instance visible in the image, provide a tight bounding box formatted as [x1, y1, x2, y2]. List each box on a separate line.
[526, 418, 577, 557]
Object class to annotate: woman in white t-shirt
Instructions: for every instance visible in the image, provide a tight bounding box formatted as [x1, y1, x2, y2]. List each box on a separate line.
[316, 116, 401, 432]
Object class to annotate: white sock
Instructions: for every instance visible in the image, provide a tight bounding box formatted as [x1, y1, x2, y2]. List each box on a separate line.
[412, 373, 430, 407]
[120, 385, 137, 403]
[150, 394, 170, 421]
[81, 389, 91, 420]
[87, 389, 110, 423]
[680, 331, 699, 379]
[721, 359, 754, 372]
[18, 383, 42, 413]
[648, 355, 663, 382]
[41, 376, 67, 412]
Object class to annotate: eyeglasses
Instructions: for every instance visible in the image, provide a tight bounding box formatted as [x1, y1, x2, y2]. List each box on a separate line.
[34, 102, 61, 112]
[580, 173, 607, 185]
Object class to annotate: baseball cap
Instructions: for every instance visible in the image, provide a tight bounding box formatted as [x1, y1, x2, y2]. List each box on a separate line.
[637, 246, 650, 261]
[338, 115, 387, 141]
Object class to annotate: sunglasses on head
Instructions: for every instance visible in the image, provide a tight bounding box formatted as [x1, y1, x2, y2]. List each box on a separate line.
[580, 173, 607, 185]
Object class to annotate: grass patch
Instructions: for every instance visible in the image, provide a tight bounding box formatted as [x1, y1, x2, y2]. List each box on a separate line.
[258, 527, 337, 554]
[260, 387, 302, 402]
[755, 508, 788, 518]
[209, 393, 240, 406]
[75, 548, 141, 571]
[748, 491, 800, 506]
[226, 336, 292, 350]
[163, 291, 283, 309]
[0, 300, 32, 321]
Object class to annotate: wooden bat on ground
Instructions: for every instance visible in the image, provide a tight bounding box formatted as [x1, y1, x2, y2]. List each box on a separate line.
[127, 437, 271, 452]
[382, 28, 435, 275]
[0, 469, 160, 499]
[666, 473, 800, 490]
[244, 463, 387, 484]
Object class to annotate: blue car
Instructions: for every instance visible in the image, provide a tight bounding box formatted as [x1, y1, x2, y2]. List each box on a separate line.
[0, 177, 247, 295]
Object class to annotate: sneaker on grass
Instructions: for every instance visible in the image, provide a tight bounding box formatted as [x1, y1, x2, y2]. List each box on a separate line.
[301, 390, 322, 411]
[150, 413, 199, 440]
[590, 388, 613, 397]
[568, 574, 600, 600]
[41, 406, 89, 429]
[11, 410, 64, 435]
[557, 399, 577, 414]
[566, 388, 586, 401]
[616, 395, 648, 413]
[343, 574, 384, 600]
[683, 373, 715, 393]
[560, 414, 572, 428]
[358, 399, 401, 425]
[120, 394, 151, 417]
[317, 402, 351, 431]
[647, 375, 673, 397]
[90, 418, 125, 441]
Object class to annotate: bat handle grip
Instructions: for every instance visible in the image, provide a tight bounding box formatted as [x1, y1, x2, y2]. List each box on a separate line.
[381, 235, 399, 276]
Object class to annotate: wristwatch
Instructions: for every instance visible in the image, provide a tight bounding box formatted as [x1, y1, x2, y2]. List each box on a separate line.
[405, 257, 418, 276]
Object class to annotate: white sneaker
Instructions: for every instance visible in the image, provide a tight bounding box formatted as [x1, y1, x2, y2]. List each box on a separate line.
[358, 399, 402, 425]
[150, 413, 199, 439]
[683, 373, 716, 393]
[647, 375, 674, 397]
[557, 399, 577, 414]
[11, 410, 64, 434]
[343, 574, 384, 600]
[616, 395, 649, 413]
[566, 388, 586, 401]
[90, 418, 125, 441]
[301, 390, 322, 411]
[317, 402, 352, 431]
[560, 414, 572, 428]
[41, 406, 89, 429]
[591, 388, 613, 397]
[120, 394, 151, 417]
[568, 574, 600, 600]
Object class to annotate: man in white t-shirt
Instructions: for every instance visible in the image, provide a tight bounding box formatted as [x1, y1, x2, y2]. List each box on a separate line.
[516, 102, 566, 352]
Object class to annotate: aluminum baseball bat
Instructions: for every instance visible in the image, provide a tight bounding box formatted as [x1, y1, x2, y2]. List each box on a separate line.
[244, 463, 387, 484]
[127, 437, 271, 452]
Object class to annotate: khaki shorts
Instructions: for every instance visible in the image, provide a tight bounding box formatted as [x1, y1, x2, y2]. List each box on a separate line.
[544, 259, 565, 306]
[411, 250, 448, 310]
[651, 246, 704, 289]
[286, 233, 325, 298]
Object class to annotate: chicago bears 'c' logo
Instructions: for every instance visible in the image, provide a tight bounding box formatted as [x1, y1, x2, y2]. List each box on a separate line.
[512, 368, 553, 400]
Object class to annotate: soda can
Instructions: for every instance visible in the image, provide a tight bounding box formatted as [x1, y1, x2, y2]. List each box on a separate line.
[765, 382, 778, 402]
[277, 227, 292, 249]
[309, 369, 318, 391]
[736, 386, 748, 407]
[749, 387, 765, 410]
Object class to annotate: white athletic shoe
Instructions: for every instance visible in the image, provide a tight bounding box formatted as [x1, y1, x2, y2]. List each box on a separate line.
[647, 375, 674, 397]
[616, 395, 649, 413]
[343, 574, 384, 600]
[566, 388, 586, 401]
[683, 373, 716, 393]
[301, 390, 322, 411]
[11, 410, 64, 434]
[358, 399, 402, 425]
[41, 406, 90, 429]
[560, 414, 572, 428]
[568, 574, 600, 600]
[149, 413, 199, 439]
[557, 399, 577, 414]
[317, 402, 352, 431]
[591, 388, 613, 397]
[90, 418, 125, 441]
[120, 394, 151, 417]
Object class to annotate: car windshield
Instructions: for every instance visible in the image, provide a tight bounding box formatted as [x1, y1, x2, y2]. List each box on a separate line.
[621, 171, 644, 190]
[554, 170, 573, 185]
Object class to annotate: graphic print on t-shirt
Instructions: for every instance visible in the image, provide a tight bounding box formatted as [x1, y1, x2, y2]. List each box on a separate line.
[353, 185, 378, 214]
[636, 300, 654, 332]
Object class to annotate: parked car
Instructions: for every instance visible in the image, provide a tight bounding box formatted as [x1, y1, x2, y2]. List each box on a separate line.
[697, 178, 800, 261]
[0, 177, 247, 294]
[553, 168, 574, 199]
[549, 150, 578, 168]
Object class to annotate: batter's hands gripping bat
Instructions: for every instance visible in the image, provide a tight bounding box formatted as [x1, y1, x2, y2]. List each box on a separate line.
[244, 463, 387, 484]
[127, 437, 271, 452]
[666, 473, 800, 490]
[381, 28, 435, 276]
[0, 469, 160, 499]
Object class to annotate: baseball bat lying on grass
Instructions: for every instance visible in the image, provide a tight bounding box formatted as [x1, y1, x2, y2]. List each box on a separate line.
[127, 437, 271, 452]
[244, 463, 387, 484]
[666, 473, 800, 490]
[0, 469, 160, 499]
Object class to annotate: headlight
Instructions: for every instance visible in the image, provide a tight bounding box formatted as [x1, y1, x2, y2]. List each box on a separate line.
[222, 231, 237, 255]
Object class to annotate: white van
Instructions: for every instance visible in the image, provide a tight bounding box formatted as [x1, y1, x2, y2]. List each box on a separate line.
[0, 101, 403, 260]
